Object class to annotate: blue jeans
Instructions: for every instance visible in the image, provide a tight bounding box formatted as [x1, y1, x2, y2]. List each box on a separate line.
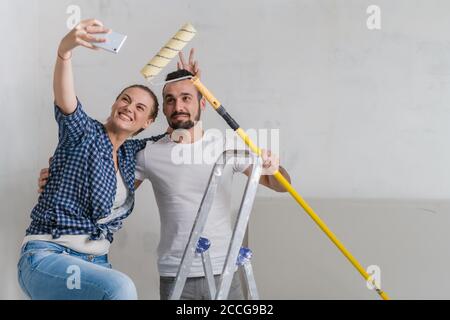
[17, 241, 138, 300]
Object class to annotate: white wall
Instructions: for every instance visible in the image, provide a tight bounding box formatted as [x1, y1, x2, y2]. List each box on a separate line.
[1, 0, 450, 299]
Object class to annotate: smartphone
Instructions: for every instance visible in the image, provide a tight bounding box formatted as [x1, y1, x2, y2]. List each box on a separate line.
[93, 31, 127, 54]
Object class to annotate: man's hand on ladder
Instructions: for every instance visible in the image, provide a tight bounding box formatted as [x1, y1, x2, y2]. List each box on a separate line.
[243, 149, 292, 192]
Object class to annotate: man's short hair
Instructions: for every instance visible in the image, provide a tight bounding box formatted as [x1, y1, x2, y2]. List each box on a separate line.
[164, 69, 203, 101]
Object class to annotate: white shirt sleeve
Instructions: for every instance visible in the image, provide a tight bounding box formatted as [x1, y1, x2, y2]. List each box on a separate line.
[135, 149, 148, 181]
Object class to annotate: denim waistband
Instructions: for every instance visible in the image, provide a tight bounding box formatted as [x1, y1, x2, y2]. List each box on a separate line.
[21, 240, 109, 264]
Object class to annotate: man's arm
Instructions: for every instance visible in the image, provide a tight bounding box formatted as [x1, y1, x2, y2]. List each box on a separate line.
[243, 149, 291, 193]
[134, 179, 144, 190]
[177, 48, 201, 78]
[256, 166, 291, 192]
[38, 168, 50, 194]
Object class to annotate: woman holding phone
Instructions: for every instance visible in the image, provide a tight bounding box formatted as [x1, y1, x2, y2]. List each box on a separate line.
[17, 19, 198, 300]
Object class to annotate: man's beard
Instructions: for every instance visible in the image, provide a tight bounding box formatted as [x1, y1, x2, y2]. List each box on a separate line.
[171, 119, 195, 130]
[169, 106, 201, 130]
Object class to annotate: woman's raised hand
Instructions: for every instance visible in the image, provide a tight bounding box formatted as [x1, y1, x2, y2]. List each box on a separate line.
[58, 19, 111, 58]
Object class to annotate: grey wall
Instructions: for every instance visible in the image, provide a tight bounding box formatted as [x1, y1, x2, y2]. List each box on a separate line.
[1, 0, 450, 299]
[250, 198, 450, 299]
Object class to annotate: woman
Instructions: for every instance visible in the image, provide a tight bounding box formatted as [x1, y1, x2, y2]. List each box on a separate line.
[17, 19, 198, 300]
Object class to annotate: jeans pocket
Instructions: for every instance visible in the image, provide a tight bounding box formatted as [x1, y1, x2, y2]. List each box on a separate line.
[26, 249, 59, 271]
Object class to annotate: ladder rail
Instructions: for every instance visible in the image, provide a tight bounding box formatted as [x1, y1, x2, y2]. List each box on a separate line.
[201, 250, 217, 299]
[215, 154, 263, 300]
[242, 261, 259, 300]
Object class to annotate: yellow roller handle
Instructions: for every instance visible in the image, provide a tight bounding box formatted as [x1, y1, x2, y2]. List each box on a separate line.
[191, 77, 390, 300]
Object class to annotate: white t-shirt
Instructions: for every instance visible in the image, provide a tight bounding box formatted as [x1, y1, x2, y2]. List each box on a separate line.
[135, 131, 251, 277]
[98, 170, 131, 225]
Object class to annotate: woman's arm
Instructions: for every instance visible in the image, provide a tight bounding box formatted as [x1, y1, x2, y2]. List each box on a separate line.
[54, 19, 110, 115]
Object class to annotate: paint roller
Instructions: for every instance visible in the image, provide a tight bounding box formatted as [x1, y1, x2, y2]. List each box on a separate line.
[141, 23, 197, 81]
[140, 23, 390, 300]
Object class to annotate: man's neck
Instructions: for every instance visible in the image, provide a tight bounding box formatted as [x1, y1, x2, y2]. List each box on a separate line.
[168, 122, 204, 144]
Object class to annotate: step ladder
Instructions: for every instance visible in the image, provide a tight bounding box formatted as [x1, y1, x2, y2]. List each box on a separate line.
[169, 149, 263, 300]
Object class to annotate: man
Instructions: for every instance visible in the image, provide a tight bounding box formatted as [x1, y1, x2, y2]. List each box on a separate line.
[39, 50, 291, 300]
[134, 63, 291, 299]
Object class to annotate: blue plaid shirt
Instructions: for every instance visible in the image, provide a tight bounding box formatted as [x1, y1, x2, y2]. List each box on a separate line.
[26, 100, 162, 243]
